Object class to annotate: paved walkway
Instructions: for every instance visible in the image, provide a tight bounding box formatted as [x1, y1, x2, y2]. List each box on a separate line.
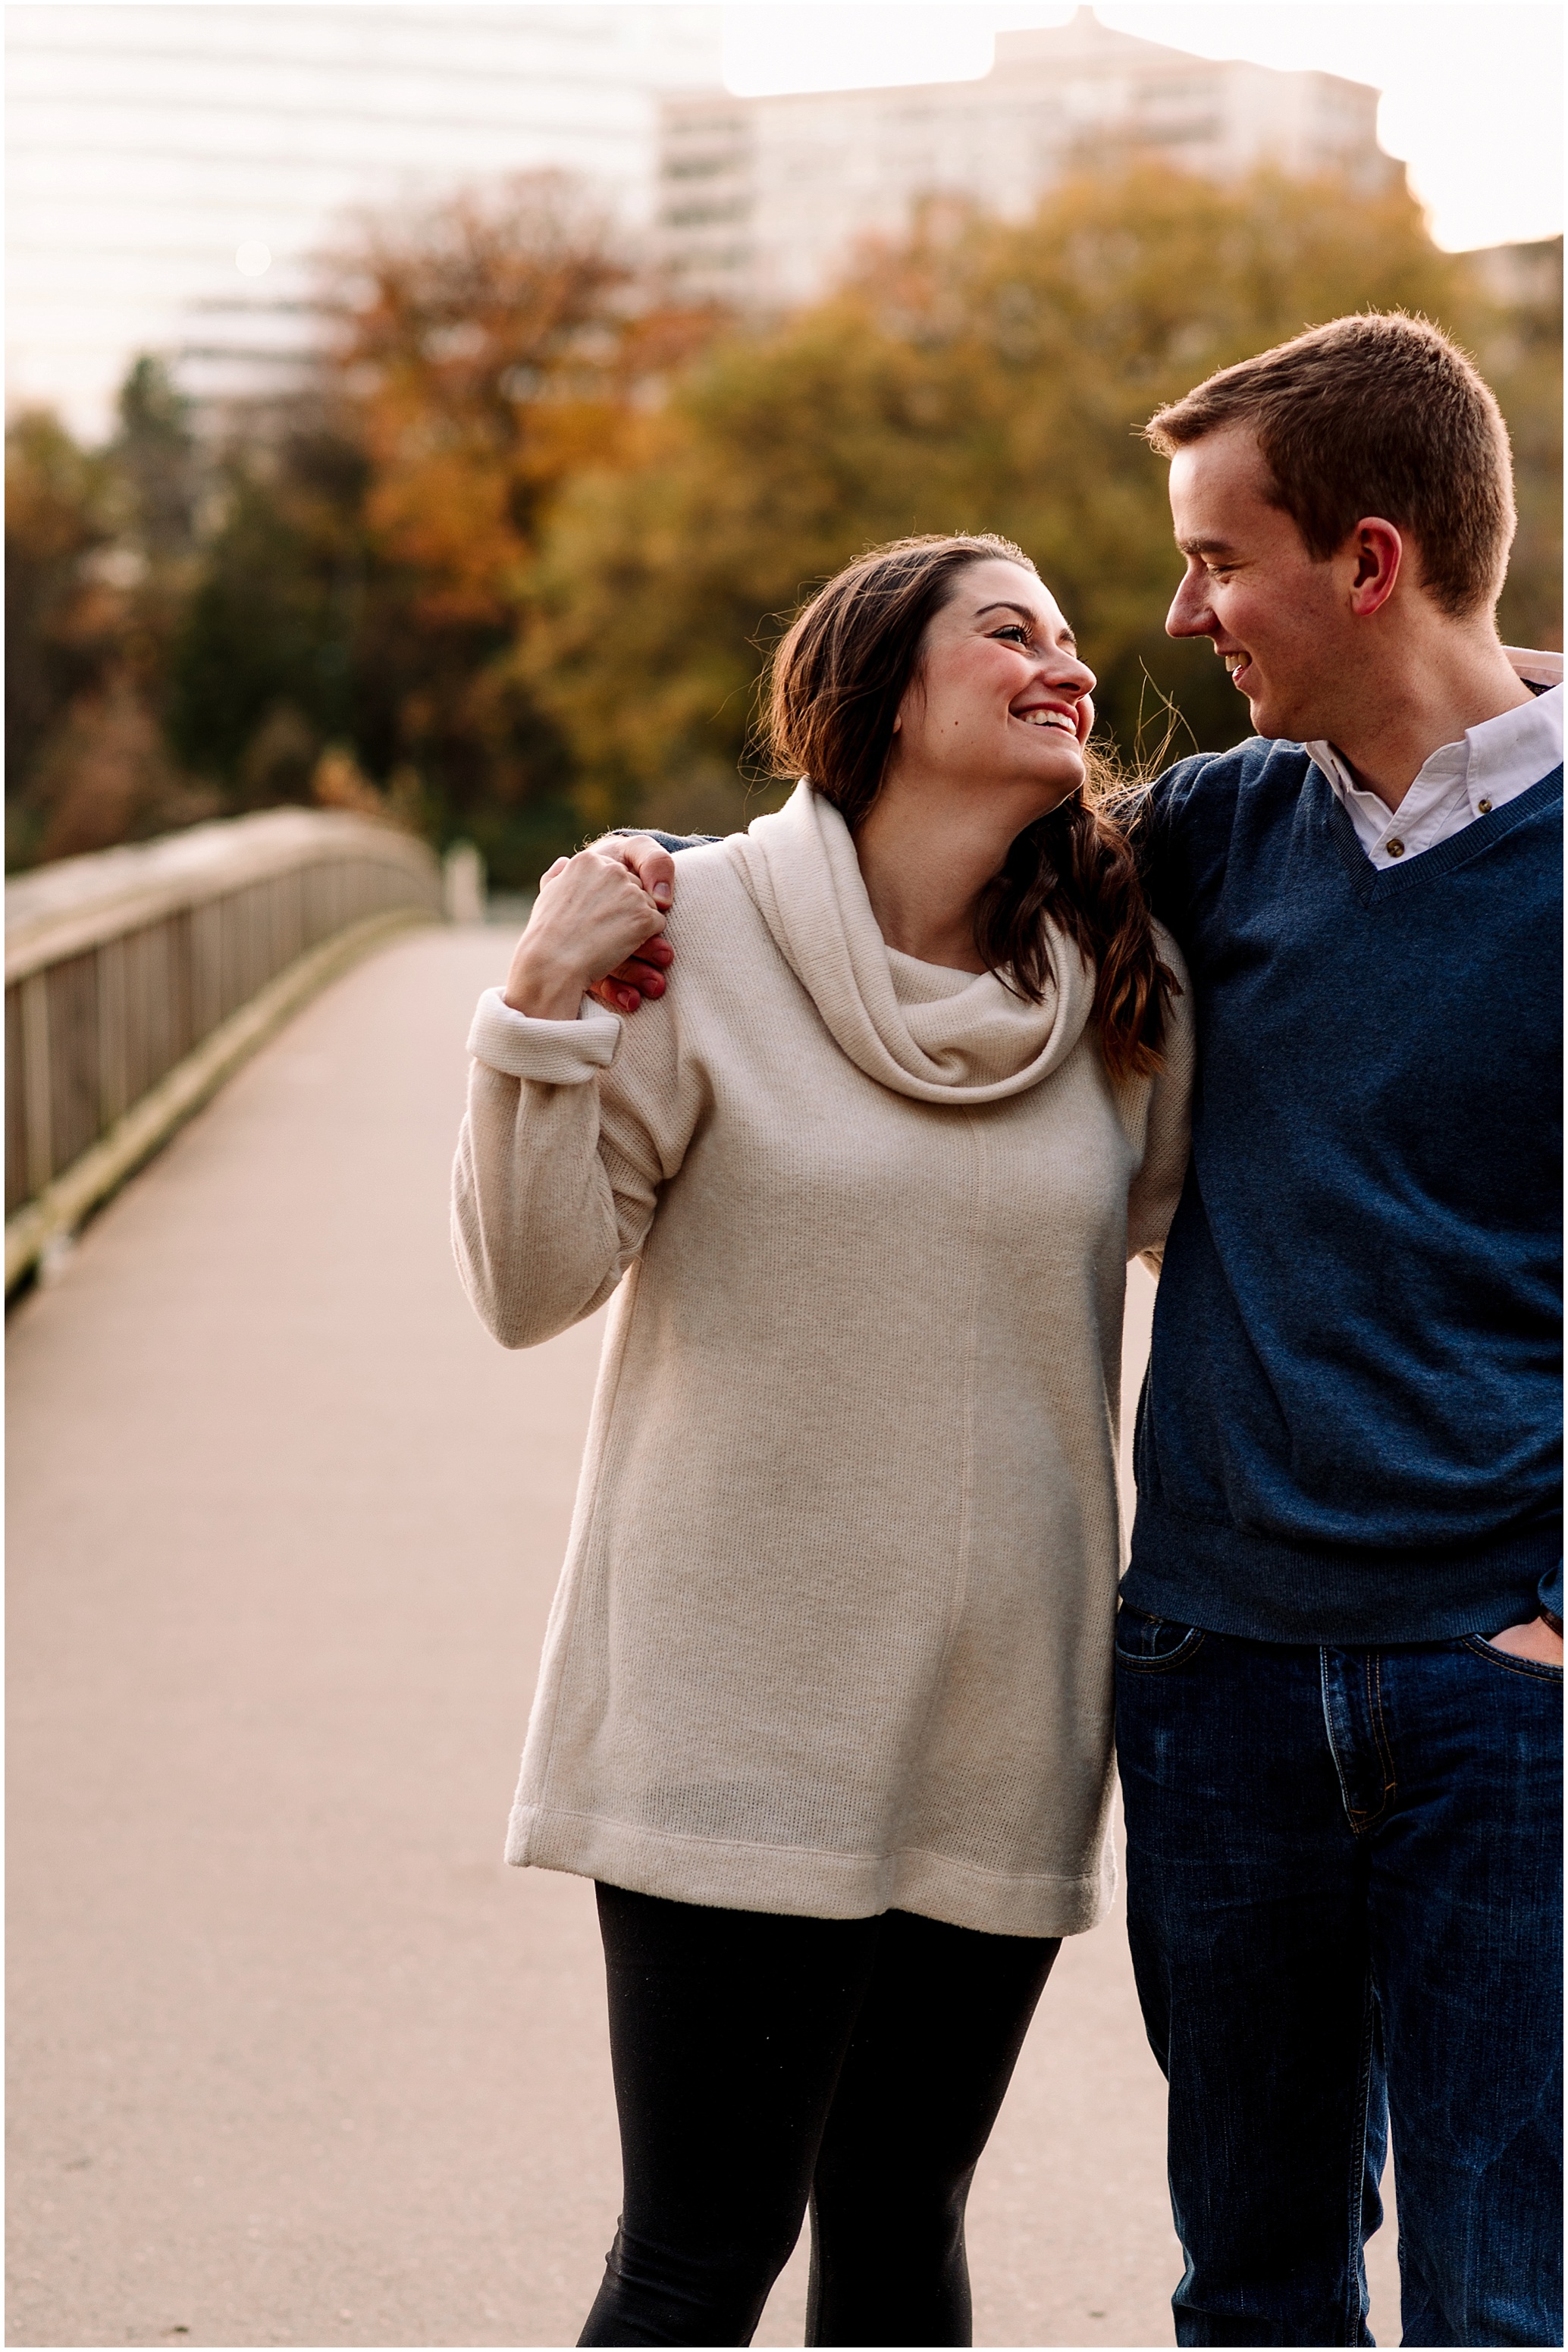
[7, 927, 1397, 2347]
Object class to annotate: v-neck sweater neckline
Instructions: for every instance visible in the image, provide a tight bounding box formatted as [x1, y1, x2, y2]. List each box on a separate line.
[1320, 762, 1563, 908]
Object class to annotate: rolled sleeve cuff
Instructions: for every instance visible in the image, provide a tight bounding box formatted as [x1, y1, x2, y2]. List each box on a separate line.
[1536, 1559, 1563, 1631]
[467, 986, 621, 1083]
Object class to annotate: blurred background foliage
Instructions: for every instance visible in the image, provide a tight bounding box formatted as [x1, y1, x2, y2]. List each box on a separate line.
[8, 165, 1561, 881]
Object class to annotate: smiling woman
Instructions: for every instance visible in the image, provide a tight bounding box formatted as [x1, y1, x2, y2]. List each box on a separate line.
[455, 528, 1193, 2345]
[764, 534, 1178, 1077]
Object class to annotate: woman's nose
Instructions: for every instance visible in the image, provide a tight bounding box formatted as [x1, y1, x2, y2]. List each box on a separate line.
[1033, 644, 1096, 698]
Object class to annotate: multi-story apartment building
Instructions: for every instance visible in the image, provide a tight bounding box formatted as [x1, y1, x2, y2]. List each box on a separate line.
[659, 10, 1396, 312]
[7, 3, 723, 434]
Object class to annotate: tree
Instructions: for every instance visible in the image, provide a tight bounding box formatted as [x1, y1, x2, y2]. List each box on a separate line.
[523, 168, 1560, 836]
[6, 412, 115, 832]
[165, 413, 377, 799]
[112, 355, 200, 563]
[165, 173, 717, 882]
[1474, 240, 1563, 654]
[6, 372, 215, 868]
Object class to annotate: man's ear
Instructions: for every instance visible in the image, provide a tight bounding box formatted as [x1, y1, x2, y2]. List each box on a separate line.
[1346, 518, 1403, 619]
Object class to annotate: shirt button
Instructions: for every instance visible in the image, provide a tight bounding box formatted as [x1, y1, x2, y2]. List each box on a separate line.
[1385, 838, 1405, 857]
[1477, 797, 1493, 814]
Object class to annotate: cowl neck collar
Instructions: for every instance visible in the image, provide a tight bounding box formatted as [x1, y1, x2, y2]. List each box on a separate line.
[727, 782, 1095, 1103]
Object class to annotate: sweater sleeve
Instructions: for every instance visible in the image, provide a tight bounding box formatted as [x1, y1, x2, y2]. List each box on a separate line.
[1126, 930, 1196, 1274]
[452, 985, 690, 1350]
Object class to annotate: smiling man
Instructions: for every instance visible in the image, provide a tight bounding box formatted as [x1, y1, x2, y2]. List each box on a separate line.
[569, 310, 1561, 2348]
[1115, 313, 1562, 2351]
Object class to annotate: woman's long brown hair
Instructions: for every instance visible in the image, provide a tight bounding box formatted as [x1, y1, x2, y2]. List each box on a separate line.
[764, 533, 1178, 1082]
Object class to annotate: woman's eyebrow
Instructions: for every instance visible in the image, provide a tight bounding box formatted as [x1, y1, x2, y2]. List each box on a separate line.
[974, 601, 1077, 649]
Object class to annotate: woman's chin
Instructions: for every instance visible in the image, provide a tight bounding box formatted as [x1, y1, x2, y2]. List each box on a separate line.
[1026, 745, 1086, 804]
[997, 779, 1081, 839]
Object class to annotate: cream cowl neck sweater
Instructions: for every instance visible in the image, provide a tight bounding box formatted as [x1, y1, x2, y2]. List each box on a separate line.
[454, 783, 1193, 1938]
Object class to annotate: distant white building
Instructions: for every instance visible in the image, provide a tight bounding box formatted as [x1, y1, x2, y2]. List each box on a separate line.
[658, 10, 1396, 311]
[6, 3, 723, 437]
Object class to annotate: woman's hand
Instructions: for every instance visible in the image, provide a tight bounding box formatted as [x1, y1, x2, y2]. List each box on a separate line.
[503, 850, 668, 1021]
[581, 837, 679, 1013]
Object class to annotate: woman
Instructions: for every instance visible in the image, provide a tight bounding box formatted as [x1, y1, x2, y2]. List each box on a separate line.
[453, 533, 1193, 2348]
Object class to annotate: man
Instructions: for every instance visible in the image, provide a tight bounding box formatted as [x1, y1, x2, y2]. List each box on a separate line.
[576, 312, 1563, 2347]
[1102, 315, 1560, 2352]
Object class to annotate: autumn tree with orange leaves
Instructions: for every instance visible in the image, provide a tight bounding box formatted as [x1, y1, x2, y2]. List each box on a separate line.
[336, 175, 705, 632]
[162, 174, 716, 882]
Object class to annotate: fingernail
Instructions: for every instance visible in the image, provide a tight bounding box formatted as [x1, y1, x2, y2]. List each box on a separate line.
[654, 885, 672, 907]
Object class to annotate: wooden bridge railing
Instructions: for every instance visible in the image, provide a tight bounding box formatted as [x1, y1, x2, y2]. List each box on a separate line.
[5, 809, 446, 1290]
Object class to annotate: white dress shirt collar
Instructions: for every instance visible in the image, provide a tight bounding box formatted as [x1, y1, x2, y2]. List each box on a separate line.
[1306, 648, 1564, 868]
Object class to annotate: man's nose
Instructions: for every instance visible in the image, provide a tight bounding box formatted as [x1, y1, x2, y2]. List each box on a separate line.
[1165, 572, 1212, 640]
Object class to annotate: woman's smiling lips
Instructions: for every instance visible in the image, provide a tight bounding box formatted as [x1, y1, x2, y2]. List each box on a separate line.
[1010, 700, 1080, 733]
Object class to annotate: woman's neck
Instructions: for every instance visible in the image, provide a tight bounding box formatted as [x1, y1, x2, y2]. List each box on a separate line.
[852, 773, 1049, 970]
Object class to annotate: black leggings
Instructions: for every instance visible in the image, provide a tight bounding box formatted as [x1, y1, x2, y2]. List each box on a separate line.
[578, 1883, 1060, 2348]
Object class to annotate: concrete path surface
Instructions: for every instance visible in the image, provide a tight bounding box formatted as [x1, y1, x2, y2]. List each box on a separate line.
[7, 927, 1399, 2348]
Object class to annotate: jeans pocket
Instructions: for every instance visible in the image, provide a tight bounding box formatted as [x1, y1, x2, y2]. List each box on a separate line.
[1115, 1606, 1206, 1672]
[1461, 1632, 1565, 1682]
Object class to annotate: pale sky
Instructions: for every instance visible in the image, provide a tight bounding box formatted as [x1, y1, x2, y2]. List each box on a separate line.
[722, 3, 1564, 252]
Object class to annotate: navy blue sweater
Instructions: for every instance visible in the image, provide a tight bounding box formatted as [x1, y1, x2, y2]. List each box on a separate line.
[632, 742, 1563, 1645]
[1126, 742, 1562, 1642]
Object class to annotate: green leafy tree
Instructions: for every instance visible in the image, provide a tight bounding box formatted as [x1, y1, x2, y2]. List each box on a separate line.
[112, 355, 200, 563]
[6, 412, 114, 835]
[1478, 240, 1563, 653]
[165, 416, 377, 797]
[6, 368, 214, 867]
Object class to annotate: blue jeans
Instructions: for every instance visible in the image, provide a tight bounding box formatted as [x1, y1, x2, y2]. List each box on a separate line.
[1115, 1610, 1563, 2348]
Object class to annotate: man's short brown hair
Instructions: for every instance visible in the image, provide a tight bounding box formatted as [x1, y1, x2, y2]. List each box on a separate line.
[1144, 313, 1516, 618]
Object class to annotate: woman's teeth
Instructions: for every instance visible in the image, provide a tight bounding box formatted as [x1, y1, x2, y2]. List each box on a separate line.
[1018, 710, 1075, 729]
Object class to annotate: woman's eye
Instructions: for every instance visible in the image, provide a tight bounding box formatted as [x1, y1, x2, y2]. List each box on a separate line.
[993, 625, 1030, 646]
